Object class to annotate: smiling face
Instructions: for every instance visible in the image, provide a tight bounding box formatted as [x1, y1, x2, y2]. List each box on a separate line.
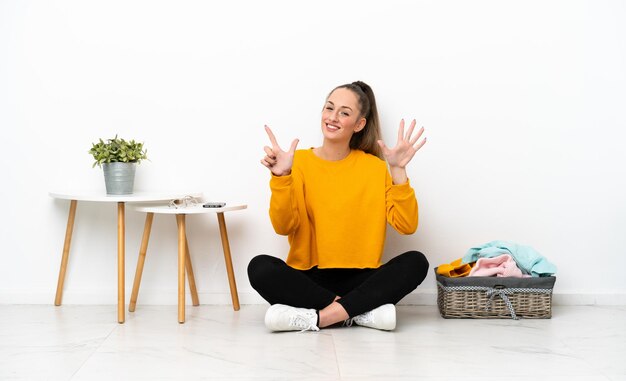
[321, 87, 367, 145]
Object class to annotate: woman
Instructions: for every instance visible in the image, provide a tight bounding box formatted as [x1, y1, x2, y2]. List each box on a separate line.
[248, 81, 429, 332]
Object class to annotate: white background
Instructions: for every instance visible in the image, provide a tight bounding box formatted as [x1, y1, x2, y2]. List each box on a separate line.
[1, 0, 625, 305]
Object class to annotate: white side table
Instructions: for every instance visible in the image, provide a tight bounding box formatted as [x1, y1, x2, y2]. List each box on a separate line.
[49, 191, 201, 323]
[130, 203, 247, 323]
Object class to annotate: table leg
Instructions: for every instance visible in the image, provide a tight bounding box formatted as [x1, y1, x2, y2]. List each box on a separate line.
[55, 200, 77, 306]
[118, 202, 125, 324]
[129, 212, 154, 312]
[184, 234, 200, 306]
[176, 214, 186, 323]
[217, 212, 240, 311]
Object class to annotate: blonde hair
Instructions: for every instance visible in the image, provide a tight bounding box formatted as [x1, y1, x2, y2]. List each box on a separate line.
[328, 81, 383, 159]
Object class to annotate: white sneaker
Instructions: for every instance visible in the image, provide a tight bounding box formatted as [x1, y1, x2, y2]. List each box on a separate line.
[349, 304, 396, 331]
[264, 304, 320, 332]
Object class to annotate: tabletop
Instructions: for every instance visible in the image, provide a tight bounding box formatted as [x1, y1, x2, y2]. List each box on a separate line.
[49, 191, 203, 203]
[133, 203, 247, 214]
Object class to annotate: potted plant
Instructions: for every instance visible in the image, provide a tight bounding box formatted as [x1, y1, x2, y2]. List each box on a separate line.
[89, 135, 148, 195]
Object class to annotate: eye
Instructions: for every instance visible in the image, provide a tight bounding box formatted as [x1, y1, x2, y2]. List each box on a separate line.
[340, 111, 350, 117]
[325, 106, 334, 111]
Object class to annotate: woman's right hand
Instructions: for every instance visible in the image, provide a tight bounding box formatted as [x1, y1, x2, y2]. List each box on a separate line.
[261, 125, 299, 176]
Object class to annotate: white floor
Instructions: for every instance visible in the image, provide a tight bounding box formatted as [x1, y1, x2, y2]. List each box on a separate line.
[1, 304, 624, 381]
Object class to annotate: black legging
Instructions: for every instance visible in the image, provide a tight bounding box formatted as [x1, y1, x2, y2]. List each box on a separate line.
[247, 251, 429, 318]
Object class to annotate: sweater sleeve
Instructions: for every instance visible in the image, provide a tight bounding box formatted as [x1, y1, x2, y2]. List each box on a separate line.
[385, 173, 419, 234]
[268, 173, 301, 236]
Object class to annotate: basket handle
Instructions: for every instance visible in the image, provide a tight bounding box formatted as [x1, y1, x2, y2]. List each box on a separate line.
[485, 288, 517, 319]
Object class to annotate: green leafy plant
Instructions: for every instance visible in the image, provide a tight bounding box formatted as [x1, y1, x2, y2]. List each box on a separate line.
[89, 135, 148, 167]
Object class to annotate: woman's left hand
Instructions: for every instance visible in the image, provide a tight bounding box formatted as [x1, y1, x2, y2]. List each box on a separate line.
[378, 119, 427, 169]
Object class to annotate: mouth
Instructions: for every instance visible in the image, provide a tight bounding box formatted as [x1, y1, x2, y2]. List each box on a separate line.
[326, 123, 340, 132]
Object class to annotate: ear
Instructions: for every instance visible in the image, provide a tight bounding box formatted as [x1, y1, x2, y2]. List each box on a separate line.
[354, 118, 367, 133]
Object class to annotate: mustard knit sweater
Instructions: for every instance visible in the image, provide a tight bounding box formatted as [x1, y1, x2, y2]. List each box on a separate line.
[269, 148, 418, 270]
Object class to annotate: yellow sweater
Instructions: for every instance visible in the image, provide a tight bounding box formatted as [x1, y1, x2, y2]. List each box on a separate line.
[269, 148, 418, 270]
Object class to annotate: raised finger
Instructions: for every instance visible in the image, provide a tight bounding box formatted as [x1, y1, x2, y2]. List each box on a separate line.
[413, 136, 427, 151]
[377, 139, 389, 154]
[288, 138, 300, 154]
[409, 126, 425, 145]
[264, 125, 281, 150]
[397, 119, 405, 144]
[404, 119, 416, 141]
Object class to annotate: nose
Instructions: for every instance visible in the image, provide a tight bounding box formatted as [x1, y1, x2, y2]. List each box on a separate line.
[327, 110, 339, 122]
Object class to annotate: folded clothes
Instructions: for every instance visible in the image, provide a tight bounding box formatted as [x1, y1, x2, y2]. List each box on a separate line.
[462, 240, 557, 277]
[436, 258, 474, 277]
[469, 254, 529, 278]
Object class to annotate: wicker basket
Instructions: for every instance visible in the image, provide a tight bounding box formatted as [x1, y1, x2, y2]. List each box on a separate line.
[435, 268, 556, 319]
